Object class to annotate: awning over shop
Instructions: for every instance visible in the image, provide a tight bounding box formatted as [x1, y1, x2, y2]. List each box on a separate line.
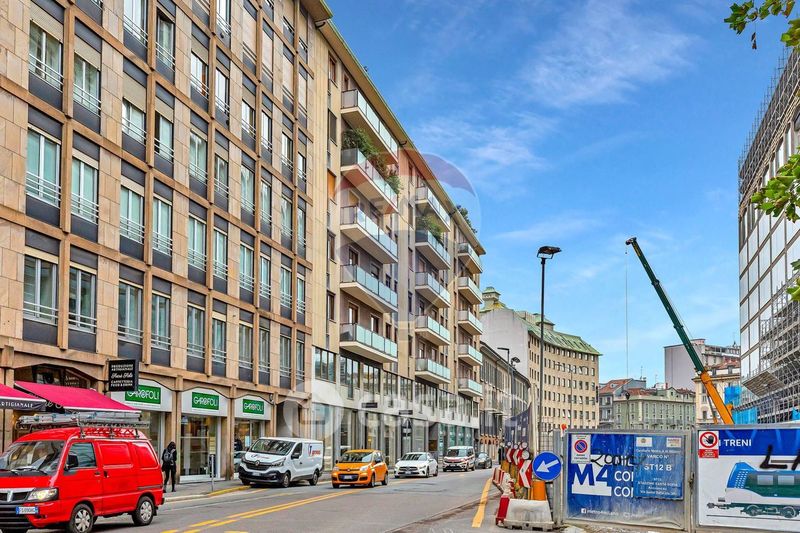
[0, 383, 45, 410]
[15, 381, 138, 413]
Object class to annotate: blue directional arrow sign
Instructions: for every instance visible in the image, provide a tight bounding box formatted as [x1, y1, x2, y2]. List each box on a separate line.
[532, 451, 562, 481]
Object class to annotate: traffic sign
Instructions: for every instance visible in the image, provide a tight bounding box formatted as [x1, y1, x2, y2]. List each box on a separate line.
[519, 459, 532, 488]
[698, 430, 719, 459]
[532, 451, 562, 481]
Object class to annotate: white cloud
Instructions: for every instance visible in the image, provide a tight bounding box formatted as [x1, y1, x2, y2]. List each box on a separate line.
[520, 0, 695, 108]
[494, 215, 601, 243]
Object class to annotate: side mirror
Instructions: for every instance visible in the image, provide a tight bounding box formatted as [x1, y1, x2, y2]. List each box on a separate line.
[65, 453, 79, 471]
[334, 458, 339, 464]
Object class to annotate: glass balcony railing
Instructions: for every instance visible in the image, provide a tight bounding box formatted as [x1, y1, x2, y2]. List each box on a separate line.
[415, 272, 451, 305]
[458, 309, 483, 332]
[340, 323, 398, 360]
[416, 315, 451, 342]
[341, 264, 398, 309]
[341, 89, 399, 155]
[341, 206, 398, 260]
[458, 378, 483, 396]
[415, 358, 451, 381]
[458, 242, 482, 270]
[458, 344, 483, 365]
[341, 148, 398, 207]
[415, 230, 450, 265]
[415, 186, 450, 225]
[457, 276, 480, 296]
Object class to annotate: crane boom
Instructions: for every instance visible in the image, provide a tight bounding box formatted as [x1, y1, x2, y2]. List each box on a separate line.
[625, 237, 734, 425]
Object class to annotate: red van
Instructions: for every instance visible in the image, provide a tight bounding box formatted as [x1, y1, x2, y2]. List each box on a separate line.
[0, 426, 164, 533]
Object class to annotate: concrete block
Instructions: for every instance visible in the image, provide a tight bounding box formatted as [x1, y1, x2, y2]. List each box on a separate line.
[500, 499, 555, 531]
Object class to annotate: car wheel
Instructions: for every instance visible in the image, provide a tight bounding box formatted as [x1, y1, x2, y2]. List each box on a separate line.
[241, 479, 251, 486]
[332, 483, 340, 488]
[368, 474, 376, 488]
[745, 505, 760, 517]
[309, 470, 319, 486]
[132, 495, 155, 527]
[68, 503, 94, 533]
[382, 471, 388, 486]
[783, 507, 798, 518]
[280, 472, 291, 488]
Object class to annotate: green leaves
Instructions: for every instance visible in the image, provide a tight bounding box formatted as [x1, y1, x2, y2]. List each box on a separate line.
[727, 0, 798, 48]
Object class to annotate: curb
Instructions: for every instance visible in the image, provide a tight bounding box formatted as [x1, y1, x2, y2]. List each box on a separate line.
[165, 473, 333, 503]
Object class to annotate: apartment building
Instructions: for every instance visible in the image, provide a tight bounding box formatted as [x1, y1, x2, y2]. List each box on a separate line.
[693, 359, 740, 423]
[612, 386, 695, 430]
[597, 377, 646, 428]
[0, 0, 330, 481]
[480, 287, 600, 446]
[479, 342, 531, 462]
[307, 23, 485, 467]
[664, 339, 739, 390]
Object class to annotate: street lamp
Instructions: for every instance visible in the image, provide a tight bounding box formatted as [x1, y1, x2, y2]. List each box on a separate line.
[536, 245, 560, 453]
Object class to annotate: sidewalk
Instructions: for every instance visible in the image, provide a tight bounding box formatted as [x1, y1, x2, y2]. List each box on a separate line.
[164, 472, 333, 503]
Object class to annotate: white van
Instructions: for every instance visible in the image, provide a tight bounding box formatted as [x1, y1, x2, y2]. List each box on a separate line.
[238, 437, 324, 487]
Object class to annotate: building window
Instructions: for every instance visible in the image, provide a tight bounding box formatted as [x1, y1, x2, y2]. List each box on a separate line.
[280, 194, 293, 240]
[261, 26, 273, 77]
[314, 348, 335, 382]
[68, 266, 96, 332]
[240, 244, 254, 292]
[122, 100, 146, 144]
[279, 334, 291, 379]
[120, 187, 144, 243]
[73, 55, 100, 114]
[259, 254, 271, 300]
[187, 216, 207, 269]
[213, 229, 228, 279]
[26, 129, 61, 207]
[241, 167, 255, 214]
[151, 292, 170, 350]
[155, 12, 175, 68]
[212, 317, 226, 364]
[214, 156, 229, 199]
[260, 111, 272, 152]
[258, 324, 270, 373]
[190, 53, 208, 96]
[296, 339, 305, 383]
[29, 23, 62, 89]
[296, 275, 306, 314]
[187, 305, 205, 359]
[189, 132, 207, 183]
[280, 266, 291, 308]
[260, 179, 272, 224]
[123, 0, 148, 44]
[155, 114, 174, 160]
[24, 255, 58, 324]
[215, 69, 229, 116]
[118, 282, 143, 343]
[241, 101, 256, 138]
[280, 133, 293, 176]
[216, 0, 230, 35]
[297, 153, 307, 188]
[71, 158, 98, 223]
[152, 196, 172, 256]
[239, 323, 253, 369]
[297, 207, 306, 255]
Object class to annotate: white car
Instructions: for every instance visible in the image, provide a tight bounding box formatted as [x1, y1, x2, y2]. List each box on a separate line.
[239, 437, 324, 487]
[394, 452, 438, 478]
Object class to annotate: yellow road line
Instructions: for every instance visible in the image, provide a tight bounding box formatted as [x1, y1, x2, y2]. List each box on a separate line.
[188, 520, 220, 528]
[161, 530, 178, 533]
[471, 477, 493, 528]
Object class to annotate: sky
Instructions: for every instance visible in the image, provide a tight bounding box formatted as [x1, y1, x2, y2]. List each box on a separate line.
[327, 0, 790, 383]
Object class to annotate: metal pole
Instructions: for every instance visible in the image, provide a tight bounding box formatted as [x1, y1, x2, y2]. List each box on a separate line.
[569, 365, 573, 428]
[538, 257, 546, 453]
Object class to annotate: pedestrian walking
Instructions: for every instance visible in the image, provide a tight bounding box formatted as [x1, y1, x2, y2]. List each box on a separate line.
[162, 441, 177, 492]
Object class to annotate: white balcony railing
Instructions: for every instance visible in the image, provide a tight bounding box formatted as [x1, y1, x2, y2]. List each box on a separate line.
[120, 217, 145, 243]
[123, 17, 147, 46]
[71, 193, 99, 224]
[29, 54, 63, 90]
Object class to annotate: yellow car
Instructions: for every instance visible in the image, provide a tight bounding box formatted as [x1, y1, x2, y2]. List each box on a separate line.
[331, 449, 389, 488]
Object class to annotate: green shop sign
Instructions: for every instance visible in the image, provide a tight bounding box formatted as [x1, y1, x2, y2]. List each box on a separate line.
[125, 385, 161, 405]
[242, 399, 265, 415]
[192, 392, 220, 410]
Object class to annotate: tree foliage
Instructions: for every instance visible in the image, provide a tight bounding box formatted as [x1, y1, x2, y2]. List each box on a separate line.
[342, 127, 402, 193]
[726, 0, 799, 48]
[456, 205, 477, 234]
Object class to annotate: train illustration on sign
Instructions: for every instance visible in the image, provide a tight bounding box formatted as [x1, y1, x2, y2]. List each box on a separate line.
[707, 462, 800, 518]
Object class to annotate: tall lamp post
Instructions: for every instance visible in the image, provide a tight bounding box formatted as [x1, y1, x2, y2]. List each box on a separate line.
[536, 245, 561, 453]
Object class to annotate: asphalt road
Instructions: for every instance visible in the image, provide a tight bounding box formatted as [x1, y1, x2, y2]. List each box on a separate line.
[69, 468, 495, 533]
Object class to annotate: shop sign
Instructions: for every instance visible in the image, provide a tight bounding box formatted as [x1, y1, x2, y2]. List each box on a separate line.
[108, 359, 138, 392]
[125, 385, 161, 405]
[192, 392, 220, 410]
[242, 399, 264, 415]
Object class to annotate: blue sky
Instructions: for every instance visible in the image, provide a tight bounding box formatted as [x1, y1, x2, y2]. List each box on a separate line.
[328, 0, 789, 383]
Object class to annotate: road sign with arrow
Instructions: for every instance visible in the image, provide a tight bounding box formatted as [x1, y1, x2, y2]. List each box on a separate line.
[532, 451, 562, 482]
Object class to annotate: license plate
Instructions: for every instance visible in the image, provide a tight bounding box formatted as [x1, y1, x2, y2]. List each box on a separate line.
[16, 506, 37, 515]
[341, 475, 356, 480]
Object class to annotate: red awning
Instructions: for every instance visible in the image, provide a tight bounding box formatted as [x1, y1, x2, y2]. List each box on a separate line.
[0, 383, 45, 410]
[15, 381, 138, 413]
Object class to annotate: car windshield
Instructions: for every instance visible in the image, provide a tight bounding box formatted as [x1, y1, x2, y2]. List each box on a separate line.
[401, 453, 425, 461]
[249, 439, 294, 455]
[478, 453, 488, 458]
[0, 440, 65, 474]
[340, 451, 373, 463]
[446, 448, 470, 457]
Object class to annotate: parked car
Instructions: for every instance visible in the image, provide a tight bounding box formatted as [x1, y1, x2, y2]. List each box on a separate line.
[442, 446, 476, 472]
[331, 449, 388, 488]
[394, 452, 438, 478]
[0, 426, 163, 533]
[239, 438, 323, 488]
[476, 452, 492, 469]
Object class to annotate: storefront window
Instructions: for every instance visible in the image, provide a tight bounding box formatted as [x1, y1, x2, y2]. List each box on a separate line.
[180, 415, 218, 477]
[312, 403, 334, 470]
[383, 415, 396, 466]
[340, 409, 352, 454]
[365, 412, 379, 450]
[140, 411, 163, 455]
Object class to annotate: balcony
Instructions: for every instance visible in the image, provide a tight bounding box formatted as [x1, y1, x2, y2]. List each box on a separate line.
[457, 276, 481, 305]
[414, 272, 451, 308]
[457, 242, 483, 274]
[340, 264, 398, 313]
[341, 148, 398, 213]
[415, 230, 450, 270]
[415, 186, 450, 229]
[340, 323, 398, 365]
[458, 378, 483, 398]
[341, 89, 399, 165]
[415, 315, 450, 346]
[415, 358, 451, 385]
[341, 206, 398, 264]
[457, 344, 483, 367]
[458, 309, 483, 336]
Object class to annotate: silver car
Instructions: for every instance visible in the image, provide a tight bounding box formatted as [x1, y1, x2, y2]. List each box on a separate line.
[394, 452, 439, 478]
